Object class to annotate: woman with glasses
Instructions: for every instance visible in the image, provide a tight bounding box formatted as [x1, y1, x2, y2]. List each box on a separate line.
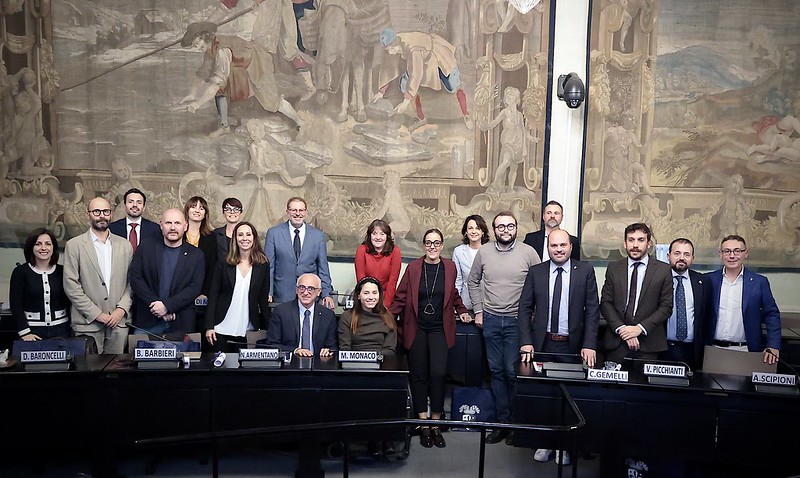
[213, 197, 243, 262]
[390, 229, 470, 449]
[183, 196, 217, 296]
[354, 219, 401, 307]
[10, 228, 71, 341]
[205, 222, 270, 353]
[339, 277, 397, 355]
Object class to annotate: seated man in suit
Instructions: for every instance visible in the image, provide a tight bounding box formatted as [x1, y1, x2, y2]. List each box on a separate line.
[265, 197, 335, 309]
[706, 234, 781, 365]
[522, 200, 580, 261]
[109, 188, 161, 253]
[129, 208, 205, 336]
[266, 273, 337, 356]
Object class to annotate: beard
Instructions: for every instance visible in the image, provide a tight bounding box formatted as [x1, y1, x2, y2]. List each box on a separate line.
[91, 219, 109, 232]
[496, 232, 517, 246]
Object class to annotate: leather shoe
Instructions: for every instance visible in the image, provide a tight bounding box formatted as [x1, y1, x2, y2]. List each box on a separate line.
[504, 431, 514, 446]
[419, 426, 433, 448]
[431, 427, 446, 448]
[485, 429, 509, 444]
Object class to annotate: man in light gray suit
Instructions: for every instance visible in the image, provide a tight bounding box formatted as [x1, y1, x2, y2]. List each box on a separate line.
[265, 197, 335, 309]
[64, 197, 133, 353]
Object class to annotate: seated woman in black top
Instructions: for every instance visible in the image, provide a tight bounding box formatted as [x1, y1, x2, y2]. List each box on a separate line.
[10, 228, 71, 340]
[338, 276, 396, 355]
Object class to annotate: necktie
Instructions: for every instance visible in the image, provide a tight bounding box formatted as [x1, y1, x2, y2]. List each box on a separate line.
[301, 309, 311, 352]
[675, 275, 688, 341]
[293, 228, 301, 260]
[624, 262, 641, 324]
[550, 267, 564, 334]
[129, 223, 138, 253]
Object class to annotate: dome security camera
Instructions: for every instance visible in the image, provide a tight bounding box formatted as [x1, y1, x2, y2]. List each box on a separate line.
[557, 73, 585, 109]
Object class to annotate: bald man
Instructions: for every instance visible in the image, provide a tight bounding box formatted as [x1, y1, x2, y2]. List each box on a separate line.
[64, 197, 133, 353]
[129, 208, 205, 336]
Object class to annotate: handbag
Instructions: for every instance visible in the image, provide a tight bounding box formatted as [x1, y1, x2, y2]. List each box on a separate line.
[450, 386, 495, 431]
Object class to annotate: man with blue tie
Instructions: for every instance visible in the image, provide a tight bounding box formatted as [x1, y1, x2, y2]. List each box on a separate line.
[706, 235, 781, 365]
[658, 238, 710, 370]
[266, 273, 337, 356]
[265, 197, 335, 309]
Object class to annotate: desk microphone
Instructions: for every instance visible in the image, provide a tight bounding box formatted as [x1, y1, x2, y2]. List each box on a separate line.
[128, 323, 184, 348]
[622, 356, 694, 378]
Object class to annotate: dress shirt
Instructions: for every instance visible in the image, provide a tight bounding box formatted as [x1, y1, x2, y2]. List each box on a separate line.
[715, 268, 746, 342]
[541, 233, 550, 262]
[549, 260, 571, 335]
[625, 255, 649, 320]
[667, 270, 695, 342]
[289, 221, 306, 249]
[297, 302, 315, 351]
[91, 231, 113, 295]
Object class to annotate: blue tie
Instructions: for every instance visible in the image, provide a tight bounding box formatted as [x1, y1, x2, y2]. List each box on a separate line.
[301, 309, 311, 352]
[675, 276, 688, 341]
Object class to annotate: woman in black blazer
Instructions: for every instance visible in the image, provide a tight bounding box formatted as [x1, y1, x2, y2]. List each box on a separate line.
[205, 221, 270, 353]
[183, 195, 217, 296]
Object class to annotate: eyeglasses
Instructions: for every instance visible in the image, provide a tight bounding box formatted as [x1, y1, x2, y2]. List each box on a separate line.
[423, 240, 443, 248]
[296, 285, 319, 294]
[223, 206, 242, 214]
[494, 223, 516, 232]
[720, 248, 746, 256]
[88, 209, 112, 217]
[287, 208, 307, 214]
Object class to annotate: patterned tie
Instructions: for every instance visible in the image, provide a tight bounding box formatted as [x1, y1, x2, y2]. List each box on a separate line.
[301, 309, 311, 352]
[624, 262, 641, 324]
[550, 267, 564, 334]
[129, 223, 138, 253]
[675, 275, 688, 341]
[293, 228, 301, 260]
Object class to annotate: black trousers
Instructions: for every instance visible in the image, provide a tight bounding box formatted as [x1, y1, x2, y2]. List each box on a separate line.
[408, 328, 448, 415]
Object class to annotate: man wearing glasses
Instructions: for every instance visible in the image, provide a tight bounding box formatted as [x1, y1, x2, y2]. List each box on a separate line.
[266, 273, 337, 356]
[265, 197, 335, 308]
[467, 211, 540, 445]
[63, 197, 133, 353]
[706, 235, 781, 365]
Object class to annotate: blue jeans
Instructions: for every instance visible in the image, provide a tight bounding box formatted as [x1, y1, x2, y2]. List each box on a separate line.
[482, 312, 519, 423]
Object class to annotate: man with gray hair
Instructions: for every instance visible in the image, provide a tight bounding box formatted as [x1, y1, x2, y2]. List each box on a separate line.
[266, 273, 337, 356]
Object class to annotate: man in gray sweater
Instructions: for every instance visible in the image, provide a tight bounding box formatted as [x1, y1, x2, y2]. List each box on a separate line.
[468, 211, 541, 444]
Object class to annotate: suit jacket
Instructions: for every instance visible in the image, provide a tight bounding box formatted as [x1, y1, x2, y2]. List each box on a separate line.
[205, 261, 271, 332]
[600, 256, 673, 353]
[705, 268, 781, 351]
[63, 230, 133, 333]
[109, 218, 161, 243]
[667, 269, 711, 367]
[523, 229, 580, 261]
[194, 232, 218, 296]
[265, 221, 333, 303]
[389, 257, 468, 350]
[266, 299, 337, 352]
[518, 260, 600, 354]
[128, 240, 205, 333]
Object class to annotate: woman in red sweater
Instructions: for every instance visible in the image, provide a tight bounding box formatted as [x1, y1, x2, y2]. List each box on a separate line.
[354, 219, 401, 307]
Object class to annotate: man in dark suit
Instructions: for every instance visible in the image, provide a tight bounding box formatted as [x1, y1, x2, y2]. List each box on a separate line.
[519, 229, 599, 466]
[109, 188, 161, 253]
[658, 238, 709, 370]
[601, 223, 673, 362]
[266, 273, 337, 356]
[523, 200, 580, 261]
[705, 235, 781, 365]
[129, 208, 205, 335]
[265, 197, 335, 309]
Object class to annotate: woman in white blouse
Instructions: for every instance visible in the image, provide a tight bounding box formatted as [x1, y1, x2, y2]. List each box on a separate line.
[452, 214, 489, 313]
[205, 222, 270, 353]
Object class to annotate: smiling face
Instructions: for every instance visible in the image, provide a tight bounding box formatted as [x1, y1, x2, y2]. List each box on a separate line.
[547, 230, 572, 266]
[125, 192, 145, 219]
[236, 224, 254, 253]
[423, 230, 443, 263]
[493, 214, 517, 245]
[33, 233, 53, 264]
[287, 199, 307, 229]
[669, 241, 694, 273]
[624, 229, 651, 261]
[465, 219, 483, 245]
[719, 238, 748, 273]
[359, 282, 380, 310]
[187, 201, 206, 224]
[370, 228, 387, 252]
[297, 273, 322, 308]
[223, 202, 242, 225]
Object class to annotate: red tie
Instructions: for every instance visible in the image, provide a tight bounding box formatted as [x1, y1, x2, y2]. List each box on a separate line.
[129, 223, 138, 253]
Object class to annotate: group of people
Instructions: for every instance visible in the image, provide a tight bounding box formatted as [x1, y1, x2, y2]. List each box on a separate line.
[10, 195, 782, 458]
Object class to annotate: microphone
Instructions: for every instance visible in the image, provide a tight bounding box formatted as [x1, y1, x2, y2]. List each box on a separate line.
[764, 348, 800, 379]
[128, 323, 184, 348]
[623, 356, 694, 378]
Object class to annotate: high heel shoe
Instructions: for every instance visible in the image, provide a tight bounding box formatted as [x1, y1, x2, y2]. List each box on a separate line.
[431, 426, 446, 448]
[419, 426, 433, 448]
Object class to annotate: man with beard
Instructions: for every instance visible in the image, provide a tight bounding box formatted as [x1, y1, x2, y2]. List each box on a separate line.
[109, 188, 161, 254]
[129, 209, 205, 336]
[64, 197, 133, 354]
[601, 223, 673, 363]
[468, 211, 540, 445]
[523, 200, 580, 261]
[658, 238, 710, 370]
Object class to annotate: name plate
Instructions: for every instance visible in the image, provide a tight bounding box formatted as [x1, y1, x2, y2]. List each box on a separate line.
[338, 350, 379, 362]
[134, 348, 177, 360]
[587, 368, 629, 382]
[20, 350, 68, 363]
[239, 348, 281, 361]
[752, 372, 796, 386]
[644, 363, 687, 378]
